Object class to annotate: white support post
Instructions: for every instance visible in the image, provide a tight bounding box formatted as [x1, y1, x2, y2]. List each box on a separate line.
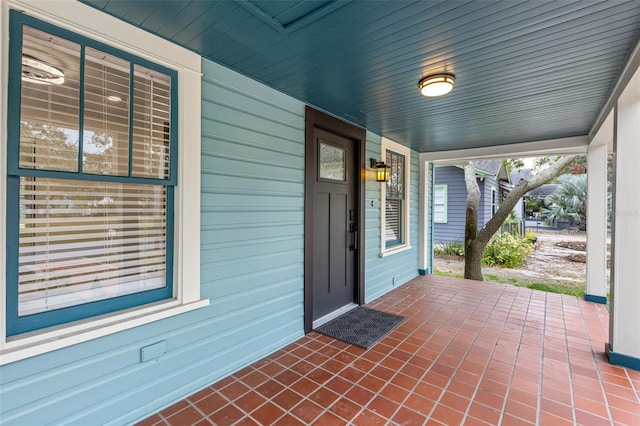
[585, 142, 608, 304]
[418, 159, 430, 274]
[607, 65, 640, 370]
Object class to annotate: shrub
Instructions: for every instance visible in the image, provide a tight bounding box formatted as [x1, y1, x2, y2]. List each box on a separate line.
[482, 232, 533, 268]
[434, 241, 465, 257]
[524, 229, 538, 246]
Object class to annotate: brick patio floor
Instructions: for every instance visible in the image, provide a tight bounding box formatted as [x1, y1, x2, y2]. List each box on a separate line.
[137, 275, 640, 425]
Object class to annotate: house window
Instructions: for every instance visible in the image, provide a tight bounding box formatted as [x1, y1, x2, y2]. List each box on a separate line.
[380, 137, 411, 255]
[6, 13, 177, 336]
[385, 151, 404, 247]
[491, 186, 498, 216]
[434, 185, 448, 223]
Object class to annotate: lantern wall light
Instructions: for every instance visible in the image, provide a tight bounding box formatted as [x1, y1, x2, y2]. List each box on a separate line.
[370, 158, 391, 182]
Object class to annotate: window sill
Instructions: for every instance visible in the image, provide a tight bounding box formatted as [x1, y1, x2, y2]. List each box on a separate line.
[0, 298, 210, 366]
[380, 244, 412, 257]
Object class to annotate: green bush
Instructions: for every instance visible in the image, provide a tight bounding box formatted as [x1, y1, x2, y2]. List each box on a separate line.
[482, 232, 533, 268]
[524, 229, 538, 246]
[434, 241, 465, 257]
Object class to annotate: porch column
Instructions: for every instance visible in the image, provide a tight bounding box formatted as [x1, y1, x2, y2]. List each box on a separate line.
[585, 142, 608, 303]
[607, 65, 640, 370]
[418, 159, 431, 274]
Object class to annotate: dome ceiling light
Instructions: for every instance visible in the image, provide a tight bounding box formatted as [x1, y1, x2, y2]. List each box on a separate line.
[418, 73, 455, 97]
[22, 55, 65, 85]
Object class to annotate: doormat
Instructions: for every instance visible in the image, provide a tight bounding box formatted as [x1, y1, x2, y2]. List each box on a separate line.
[314, 307, 405, 349]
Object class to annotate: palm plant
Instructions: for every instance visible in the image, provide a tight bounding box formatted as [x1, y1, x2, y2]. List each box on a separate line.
[540, 174, 587, 229]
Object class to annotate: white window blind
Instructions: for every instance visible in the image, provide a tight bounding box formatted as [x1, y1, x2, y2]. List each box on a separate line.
[385, 199, 401, 242]
[132, 65, 171, 179]
[19, 27, 81, 172]
[83, 47, 131, 176]
[18, 178, 167, 316]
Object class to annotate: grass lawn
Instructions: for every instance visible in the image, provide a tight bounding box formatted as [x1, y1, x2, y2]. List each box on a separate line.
[434, 269, 586, 297]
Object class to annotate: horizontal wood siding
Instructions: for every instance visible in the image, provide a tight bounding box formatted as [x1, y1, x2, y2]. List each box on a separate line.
[199, 59, 306, 371]
[364, 132, 419, 302]
[433, 168, 500, 244]
[0, 58, 306, 425]
[433, 166, 467, 244]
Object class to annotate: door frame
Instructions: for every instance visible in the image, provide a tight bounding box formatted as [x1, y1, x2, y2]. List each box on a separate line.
[304, 106, 366, 333]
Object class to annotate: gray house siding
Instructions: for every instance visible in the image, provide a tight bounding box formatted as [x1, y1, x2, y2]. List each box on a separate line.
[433, 166, 467, 244]
[434, 167, 500, 244]
[480, 176, 499, 226]
[0, 47, 420, 426]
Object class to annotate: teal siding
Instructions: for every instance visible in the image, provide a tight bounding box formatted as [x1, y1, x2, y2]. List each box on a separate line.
[364, 132, 420, 302]
[0, 58, 306, 426]
[0, 59, 422, 426]
[199, 58, 307, 363]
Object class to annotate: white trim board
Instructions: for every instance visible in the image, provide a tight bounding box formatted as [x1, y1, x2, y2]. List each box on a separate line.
[420, 136, 588, 164]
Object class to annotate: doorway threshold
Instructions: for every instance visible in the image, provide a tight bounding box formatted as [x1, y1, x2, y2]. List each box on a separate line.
[312, 303, 358, 329]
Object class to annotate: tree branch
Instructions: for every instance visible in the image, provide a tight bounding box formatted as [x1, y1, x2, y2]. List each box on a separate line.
[476, 155, 577, 244]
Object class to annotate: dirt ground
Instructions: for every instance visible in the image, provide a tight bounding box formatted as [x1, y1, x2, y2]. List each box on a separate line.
[434, 232, 608, 288]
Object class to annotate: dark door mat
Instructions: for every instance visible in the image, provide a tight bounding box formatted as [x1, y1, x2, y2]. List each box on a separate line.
[314, 306, 405, 349]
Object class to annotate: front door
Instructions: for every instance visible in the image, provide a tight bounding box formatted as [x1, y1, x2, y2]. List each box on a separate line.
[304, 107, 365, 332]
[312, 128, 357, 319]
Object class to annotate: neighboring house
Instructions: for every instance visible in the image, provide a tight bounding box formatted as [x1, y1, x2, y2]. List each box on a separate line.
[433, 160, 511, 244]
[524, 183, 561, 219]
[509, 168, 559, 219]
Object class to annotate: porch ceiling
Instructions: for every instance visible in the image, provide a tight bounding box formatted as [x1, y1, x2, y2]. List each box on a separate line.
[80, 0, 640, 153]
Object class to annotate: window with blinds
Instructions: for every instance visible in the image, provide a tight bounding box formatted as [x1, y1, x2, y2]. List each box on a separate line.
[385, 151, 405, 248]
[7, 15, 177, 335]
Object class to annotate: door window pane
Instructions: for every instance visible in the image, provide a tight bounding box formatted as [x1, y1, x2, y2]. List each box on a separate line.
[319, 141, 345, 181]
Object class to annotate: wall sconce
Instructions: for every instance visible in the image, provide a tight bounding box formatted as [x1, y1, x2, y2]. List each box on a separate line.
[370, 158, 391, 182]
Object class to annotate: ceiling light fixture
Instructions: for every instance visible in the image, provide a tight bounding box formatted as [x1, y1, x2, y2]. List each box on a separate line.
[21, 55, 65, 85]
[107, 95, 122, 102]
[418, 73, 455, 97]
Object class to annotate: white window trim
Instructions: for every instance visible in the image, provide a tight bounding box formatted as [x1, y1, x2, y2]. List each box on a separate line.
[380, 137, 411, 257]
[434, 184, 448, 223]
[0, 0, 208, 365]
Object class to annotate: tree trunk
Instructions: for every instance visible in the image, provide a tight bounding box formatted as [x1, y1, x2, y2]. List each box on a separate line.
[464, 241, 485, 280]
[462, 156, 577, 281]
[463, 163, 483, 280]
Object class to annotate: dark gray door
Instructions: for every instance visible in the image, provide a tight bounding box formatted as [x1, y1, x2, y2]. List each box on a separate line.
[312, 128, 357, 320]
